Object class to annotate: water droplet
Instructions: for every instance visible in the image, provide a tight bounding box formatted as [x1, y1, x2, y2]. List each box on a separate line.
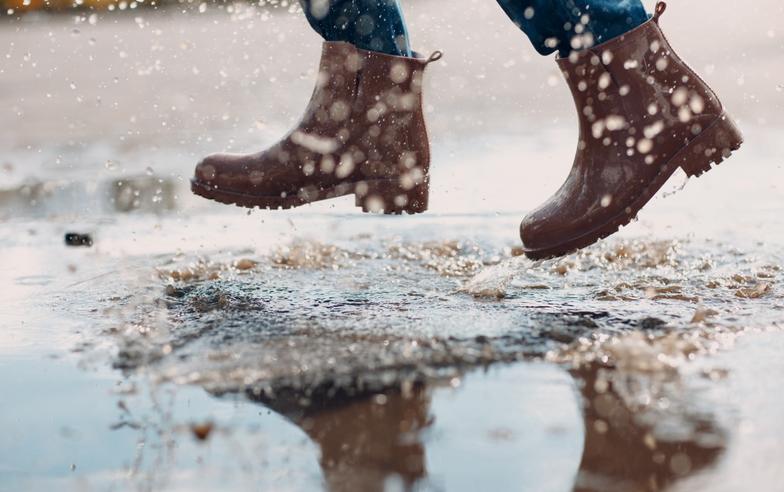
[637, 138, 654, 154]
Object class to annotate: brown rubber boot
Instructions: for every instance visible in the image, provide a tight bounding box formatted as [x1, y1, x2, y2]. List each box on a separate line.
[520, 1, 743, 259]
[191, 42, 442, 215]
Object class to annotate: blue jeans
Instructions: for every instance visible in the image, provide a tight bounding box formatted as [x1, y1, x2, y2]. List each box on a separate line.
[299, 0, 647, 57]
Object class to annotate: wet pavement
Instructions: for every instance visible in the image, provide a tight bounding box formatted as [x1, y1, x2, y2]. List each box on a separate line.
[2, 0, 784, 491]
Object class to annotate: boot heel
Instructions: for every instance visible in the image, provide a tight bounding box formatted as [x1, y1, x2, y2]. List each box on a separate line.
[678, 113, 743, 178]
[354, 177, 429, 215]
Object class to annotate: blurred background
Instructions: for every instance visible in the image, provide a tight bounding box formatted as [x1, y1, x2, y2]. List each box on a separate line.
[2, 0, 782, 221]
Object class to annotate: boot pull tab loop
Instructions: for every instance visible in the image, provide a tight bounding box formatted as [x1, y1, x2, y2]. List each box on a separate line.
[653, 2, 667, 22]
[426, 50, 444, 65]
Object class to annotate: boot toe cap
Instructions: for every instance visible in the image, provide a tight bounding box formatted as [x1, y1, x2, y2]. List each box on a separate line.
[519, 212, 550, 252]
[194, 155, 222, 184]
[519, 206, 587, 258]
[193, 153, 250, 190]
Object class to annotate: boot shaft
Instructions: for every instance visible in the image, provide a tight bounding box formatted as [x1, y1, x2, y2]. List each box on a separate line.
[351, 48, 440, 180]
[300, 42, 360, 138]
[557, 3, 724, 148]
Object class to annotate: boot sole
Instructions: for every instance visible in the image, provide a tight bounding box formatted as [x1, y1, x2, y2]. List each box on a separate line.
[523, 113, 744, 260]
[191, 176, 429, 215]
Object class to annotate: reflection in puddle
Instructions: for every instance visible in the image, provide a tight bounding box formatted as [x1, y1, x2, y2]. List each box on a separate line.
[255, 384, 434, 491]
[241, 360, 723, 492]
[573, 363, 724, 492]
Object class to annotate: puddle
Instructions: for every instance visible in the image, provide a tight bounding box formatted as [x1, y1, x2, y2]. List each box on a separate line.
[3, 208, 782, 491]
